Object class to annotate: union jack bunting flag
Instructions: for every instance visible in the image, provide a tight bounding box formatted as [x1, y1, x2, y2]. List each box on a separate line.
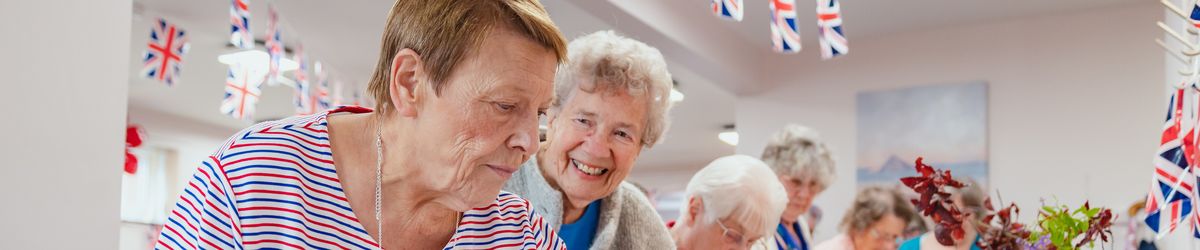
[141, 18, 189, 86]
[292, 45, 312, 115]
[1190, 1, 1200, 30]
[816, 0, 847, 59]
[711, 0, 743, 21]
[221, 66, 263, 121]
[314, 61, 333, 112]
[230, 0, 253, 49]
[293, 77, 313, 115]
[769, 0, 801, 53]
[1146, 87, 1200, 236]
[265, 4, 284, 85]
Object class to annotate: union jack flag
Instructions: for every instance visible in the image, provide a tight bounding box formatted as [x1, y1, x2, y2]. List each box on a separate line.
[141, 18, 189, 86]
[769, 0, 801, 53]
[265, 4, 283, 85]
[314, 61, 333, 112]
[1190, 1, 1200, 30]
[816, 0, 847, 59]
[230, 0, 253, 49]
[1146, 87, 1200, 237]
[221, 65, 263, 121]
[292, 45, 313, 115]
[711, 0, 743, 21]
[293, 79, 313, 115]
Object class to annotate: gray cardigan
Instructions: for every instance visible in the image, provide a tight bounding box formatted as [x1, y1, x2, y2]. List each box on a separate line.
[503, 157, 676, 250]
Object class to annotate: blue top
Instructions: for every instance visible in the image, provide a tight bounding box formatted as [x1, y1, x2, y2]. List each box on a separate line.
[775, 221, 810, 250]
[898, 235, 982, 250]
[559, 200, 602, 250]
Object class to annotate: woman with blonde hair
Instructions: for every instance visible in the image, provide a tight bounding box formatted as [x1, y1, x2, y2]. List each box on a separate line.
[155, 0, 571, 249]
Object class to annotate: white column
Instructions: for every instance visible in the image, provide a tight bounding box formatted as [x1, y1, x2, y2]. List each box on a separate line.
[0, 0, 132, 248]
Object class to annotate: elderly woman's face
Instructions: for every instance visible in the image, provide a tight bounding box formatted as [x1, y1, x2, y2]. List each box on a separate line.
[406, 28, 556, 209]
[541, 84, 648, 206]
[780, 175, 824, 220]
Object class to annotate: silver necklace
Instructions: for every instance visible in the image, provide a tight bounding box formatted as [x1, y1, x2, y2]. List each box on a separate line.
[373, 122, 462, 249]
[374, 123, 384, 249]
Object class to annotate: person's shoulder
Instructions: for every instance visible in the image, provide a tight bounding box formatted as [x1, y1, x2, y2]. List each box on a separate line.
[610, 182, 675, 247]
[207, 111, 340, 187]
[215, 111, 332, 157]
[615, 182, 655, 210]
[898, 236, 922, 250]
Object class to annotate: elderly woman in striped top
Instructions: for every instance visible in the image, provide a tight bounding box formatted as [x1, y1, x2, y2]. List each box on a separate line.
[156, 0, 569, 249]
[757, 124, 838, 250]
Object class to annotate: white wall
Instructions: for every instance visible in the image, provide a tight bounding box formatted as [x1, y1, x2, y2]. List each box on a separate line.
[0, 0, 132, 248]
[736, 2, 1164, 244]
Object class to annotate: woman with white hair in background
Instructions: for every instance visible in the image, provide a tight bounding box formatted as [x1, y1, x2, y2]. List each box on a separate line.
[815, 186, 917, 250]
[668, 155, 790, 250]
[760, 124, 837, 250]
[503, 30, 676, 249]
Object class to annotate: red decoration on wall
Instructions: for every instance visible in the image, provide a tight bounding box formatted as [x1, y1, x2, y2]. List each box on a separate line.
[125, 124, 144, 174]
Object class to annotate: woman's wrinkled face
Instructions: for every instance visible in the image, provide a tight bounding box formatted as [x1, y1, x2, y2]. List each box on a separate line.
[405, 28, 556, 210]
[780, 175, 824, 220]
[540, 84, 648, 207]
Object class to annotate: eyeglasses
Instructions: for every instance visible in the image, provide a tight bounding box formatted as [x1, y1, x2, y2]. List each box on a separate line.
[782, 177, 823, 195]
[715, 219, 749, 247]
[867, 227, 902, 245]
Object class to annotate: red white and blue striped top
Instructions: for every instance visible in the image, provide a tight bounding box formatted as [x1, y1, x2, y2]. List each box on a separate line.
[155, 106, 566, 250]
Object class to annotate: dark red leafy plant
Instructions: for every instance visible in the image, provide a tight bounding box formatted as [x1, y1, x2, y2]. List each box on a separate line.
[1074, 202, 1115, 249]
[900, 157, 967, 245]
[901, 156, 1116, 250]
[977, 197, 1031, 250]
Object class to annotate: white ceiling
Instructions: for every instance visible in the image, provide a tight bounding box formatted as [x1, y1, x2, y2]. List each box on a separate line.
[126, 0, 1143, 171]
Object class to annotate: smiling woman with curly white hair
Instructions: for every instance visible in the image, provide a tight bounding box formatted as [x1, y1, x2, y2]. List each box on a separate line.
[503, 30, 677, 249]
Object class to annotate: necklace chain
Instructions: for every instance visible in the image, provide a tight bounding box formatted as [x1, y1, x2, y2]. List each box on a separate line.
[374, 123, 384, 249]
[372, 120, 463, 249]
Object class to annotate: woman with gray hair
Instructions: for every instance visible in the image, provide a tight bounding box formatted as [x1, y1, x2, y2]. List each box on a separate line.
[669, 155, 790, 250]
[761, 124, 836, 250]
[815, 187, 916, 250]
[503, 30, 676, 249]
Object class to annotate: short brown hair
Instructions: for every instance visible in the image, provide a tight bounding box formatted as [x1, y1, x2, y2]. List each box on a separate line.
[367, 0, 568, 113]
[840, 186, 916, 233]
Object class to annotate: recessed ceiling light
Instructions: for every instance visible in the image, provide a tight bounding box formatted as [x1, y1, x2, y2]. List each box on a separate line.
[217, 49, 300, 74]
[719, 124, 737, 146]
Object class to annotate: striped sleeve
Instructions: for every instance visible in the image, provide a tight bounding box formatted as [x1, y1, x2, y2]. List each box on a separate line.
[528, 204, 566, 250]
[156, 156, 243, 250]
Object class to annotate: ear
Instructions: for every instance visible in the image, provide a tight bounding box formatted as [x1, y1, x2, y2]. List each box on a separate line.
[686, 195, 704, 226]
[388, 48, 426, 117]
